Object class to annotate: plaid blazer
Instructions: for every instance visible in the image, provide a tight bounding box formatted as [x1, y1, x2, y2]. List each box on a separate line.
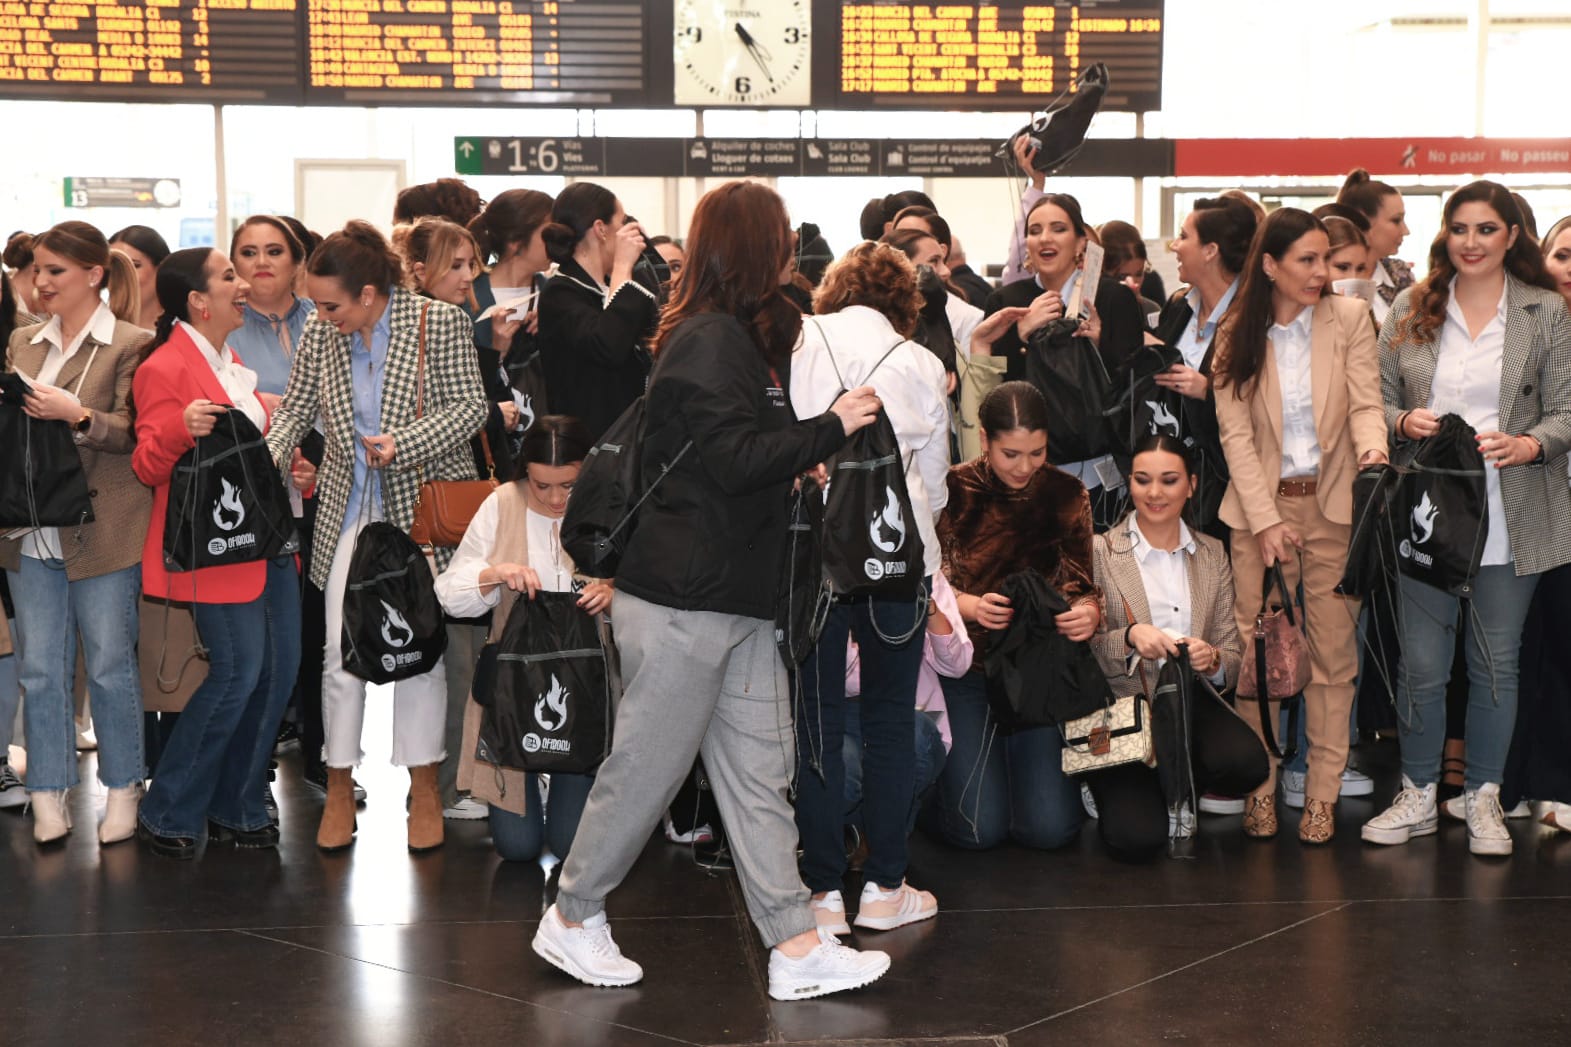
[1091, 513, 1243, 699]
[265, 287, 486, 588]
[1379, 276, 1571, 576]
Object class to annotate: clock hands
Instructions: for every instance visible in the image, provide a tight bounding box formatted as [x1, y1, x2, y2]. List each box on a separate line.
[734, 22, 774, 83]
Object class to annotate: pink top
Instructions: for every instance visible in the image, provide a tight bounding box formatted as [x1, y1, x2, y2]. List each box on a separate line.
[845, 571, 971, 750]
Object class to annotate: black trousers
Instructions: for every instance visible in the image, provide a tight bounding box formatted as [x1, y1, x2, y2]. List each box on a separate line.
[292, 495, 328, 776]
[1084, 690, 1269, 863]
[1505, 563, 1571, 806]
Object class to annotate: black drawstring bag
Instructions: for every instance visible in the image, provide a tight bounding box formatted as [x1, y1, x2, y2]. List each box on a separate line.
[341, 522, 447, 683]
[984, 570, 1111, 728]
[0, 373, 94, 530]
[1389, 413, 1489, 596]
[1025, 326, 1115, 464]
[1002, 63, 1109, 176]
[163, 408, 299, 571]
[561, 396, 692, 579]
[776, 473, 830, 666]
[1338, 463, 1400, 598]
[474, 591, 612, 774]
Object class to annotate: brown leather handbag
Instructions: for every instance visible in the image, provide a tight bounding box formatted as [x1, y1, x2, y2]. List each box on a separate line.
[408, 302, 499, 549]
[1235, 561, 1310, 759]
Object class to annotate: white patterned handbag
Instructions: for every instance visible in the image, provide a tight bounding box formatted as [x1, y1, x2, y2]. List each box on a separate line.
[1060, 695, 1155, 775]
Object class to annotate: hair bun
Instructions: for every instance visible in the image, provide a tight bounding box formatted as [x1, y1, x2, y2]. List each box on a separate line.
[540, 221, 578, 264]
[1343, 168, 1372, 188]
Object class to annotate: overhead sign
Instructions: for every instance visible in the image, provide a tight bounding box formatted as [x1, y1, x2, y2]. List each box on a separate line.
[64, 176, 182, 208]
[454, 135, 1172, 178]
[1175, 138, 1571, 179]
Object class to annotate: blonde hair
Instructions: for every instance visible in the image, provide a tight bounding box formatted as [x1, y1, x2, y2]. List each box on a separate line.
[396, 217, 480, 308]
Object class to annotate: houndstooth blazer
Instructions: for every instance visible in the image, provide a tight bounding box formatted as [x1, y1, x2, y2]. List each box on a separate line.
[1091, 513, 1243, 700]
[265, 287, 487, 588]
[1379, 275, 1571, 577]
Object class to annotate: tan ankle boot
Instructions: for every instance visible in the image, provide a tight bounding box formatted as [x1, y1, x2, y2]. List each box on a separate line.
[406, 763, 444, 853]
[316, 767, 358, 851]
[100, 783, 142, 845]
[31, 789, 72, 844]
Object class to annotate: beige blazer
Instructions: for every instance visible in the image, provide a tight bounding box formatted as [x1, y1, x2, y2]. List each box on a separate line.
[1, 318, 153, 580]
[1215, 295, 1388, 534]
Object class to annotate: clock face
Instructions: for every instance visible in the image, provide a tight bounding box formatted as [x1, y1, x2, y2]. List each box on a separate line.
[673, 0, 812, 106]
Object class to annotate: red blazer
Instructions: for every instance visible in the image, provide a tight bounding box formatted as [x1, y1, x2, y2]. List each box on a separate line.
[132, 326, 271, 604]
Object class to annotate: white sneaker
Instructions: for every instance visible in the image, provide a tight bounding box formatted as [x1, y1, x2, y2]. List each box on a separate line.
[531, 904, 643, 987]
[767, 928, 891, 1001]
[0, 761, 25, 810]
[1444, 793, 1534, 821]
[663, 814, 715, 845]
[811, 890, 851, 935]
[1505, 799, 1533, 819]
[1168, 802, 1196, 839]
[1280, 769, 1307, 808]
[1361, 776, 1438, 845]
[442, 796, 489, 821]
[1198, 793, 1245, 816]
[1080, 782, 1098, 819]
[1339, 768, 1375, 797]
[1465, 783, 1512, 856]
[1536, 800, 1571, 833]
[30, 790, 72, 844]
[853, 880, 937, 931]
[99, 783, 142, 845]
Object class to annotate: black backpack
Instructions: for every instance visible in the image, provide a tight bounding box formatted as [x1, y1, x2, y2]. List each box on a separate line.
[1025, 325, 1115, 464]
[474, 591, 612, 774]
[560, 396, 692, 579]
[1390, 413, 1489, 596]
[982, 570, 1112, 728]
[162, 408, 299, 572]
[776, 473, 830, 666]
[810, 321, 927, 603]
[0, 372, 93, 531]
[341, 522, 447, 683]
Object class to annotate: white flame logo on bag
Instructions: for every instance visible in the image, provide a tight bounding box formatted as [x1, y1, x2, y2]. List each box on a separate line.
[869, 488, 907, 554]
[1411, 491, 1439, 546]
[534, 674, 569, 732]
[379, 600, 414, 649]
[518, 392, 536, 431]
[1146, 400, 1180, 434]
[212, 477, 246, 532]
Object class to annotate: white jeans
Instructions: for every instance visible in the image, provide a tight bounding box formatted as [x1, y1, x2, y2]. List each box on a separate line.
[322, 515, 447, 769]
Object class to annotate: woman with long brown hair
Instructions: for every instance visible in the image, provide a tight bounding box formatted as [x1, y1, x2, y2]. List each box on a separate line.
[1363, 182, 1571, 857]
[1212, 207, 1388, 845]
[533, 181, 892, 1001]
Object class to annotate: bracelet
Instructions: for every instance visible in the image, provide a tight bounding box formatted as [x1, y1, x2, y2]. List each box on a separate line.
[1124, 624, 1137, 649]
[1396, 411, 1410, 439]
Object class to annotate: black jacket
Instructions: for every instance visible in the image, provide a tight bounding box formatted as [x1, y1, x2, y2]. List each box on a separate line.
[982, 274, 1145, 383]
[615, 313, 847, 620]
[537, 258, 658, 441]
[949, 264, 995, 309]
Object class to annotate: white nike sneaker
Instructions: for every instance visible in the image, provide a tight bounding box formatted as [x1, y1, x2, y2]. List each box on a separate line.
[531, 904, 643, 987]
[767, 928, 891, 1001]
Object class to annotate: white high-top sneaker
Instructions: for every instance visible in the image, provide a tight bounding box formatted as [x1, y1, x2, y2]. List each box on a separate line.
[1465, 783, 1512, 856]
[1360, 776, 1437, 845]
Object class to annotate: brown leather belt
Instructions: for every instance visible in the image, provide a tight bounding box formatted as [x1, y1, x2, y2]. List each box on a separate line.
[1278, 478, 1318, 497]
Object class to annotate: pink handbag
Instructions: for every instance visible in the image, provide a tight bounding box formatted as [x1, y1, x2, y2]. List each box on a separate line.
[1235, 562, 1310, 759]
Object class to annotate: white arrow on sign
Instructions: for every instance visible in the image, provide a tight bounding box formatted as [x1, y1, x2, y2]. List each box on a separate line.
[459, 140, 476, 157]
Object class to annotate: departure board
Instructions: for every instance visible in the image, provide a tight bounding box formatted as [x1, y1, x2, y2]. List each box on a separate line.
[821, 0, 1163, 111]
[0, 0, 303, 103]
[304, 0, 649, 105]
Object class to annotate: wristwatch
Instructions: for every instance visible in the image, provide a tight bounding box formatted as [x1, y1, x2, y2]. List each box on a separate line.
[71, 408, 92, 444]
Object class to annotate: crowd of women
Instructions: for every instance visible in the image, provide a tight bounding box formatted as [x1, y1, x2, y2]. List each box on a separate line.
[3, 163, 1570, 1001]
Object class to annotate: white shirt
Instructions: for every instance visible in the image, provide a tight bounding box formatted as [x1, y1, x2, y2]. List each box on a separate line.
[178, 321, 266, 433]
[1431, 278, 1511, 566]
[434, 490, 579, 619]
[945, 291, 983, 357]
[1270, 305, 1321, 479]
[791, 305, 952, 578]
[1175, 277, 1240, 371]
[19, 303, 116, 560]
[1127, 518, 1226, 685]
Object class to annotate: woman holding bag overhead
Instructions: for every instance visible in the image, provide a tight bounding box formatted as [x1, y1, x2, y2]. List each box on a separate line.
[264, 221, 486, 854]
[131, 248, 302, 859]
[1362, 182, 1571, 857]
[1212, 207, 1388, 845]
[2, 221, 148, 847]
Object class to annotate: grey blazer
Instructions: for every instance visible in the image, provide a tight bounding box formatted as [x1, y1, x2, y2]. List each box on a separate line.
[1379, 275, 1571, 576]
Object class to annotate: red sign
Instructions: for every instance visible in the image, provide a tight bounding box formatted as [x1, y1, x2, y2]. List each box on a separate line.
[1175, 138, 1571, 179]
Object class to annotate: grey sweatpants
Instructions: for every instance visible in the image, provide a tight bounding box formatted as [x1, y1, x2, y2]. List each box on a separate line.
[556, 591, 815, 947]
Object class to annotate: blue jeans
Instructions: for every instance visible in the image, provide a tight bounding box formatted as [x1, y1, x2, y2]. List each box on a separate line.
[8, 559, 143, 791]
[488, 771, 595, 862]
[843, 702, 946, 836]
[1397, 565, 1539, 789]
[139, 559, 301, 837]
[921, 670, 1084, 850]
[795, 594, 926, 893]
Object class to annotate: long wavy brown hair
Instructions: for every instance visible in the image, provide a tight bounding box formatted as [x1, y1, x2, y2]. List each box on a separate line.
[1213, 208, 1325, 399]
[654, 181, 800, 369]
[1391, 181, 1557, 351]
[814, 240, 922, 337]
